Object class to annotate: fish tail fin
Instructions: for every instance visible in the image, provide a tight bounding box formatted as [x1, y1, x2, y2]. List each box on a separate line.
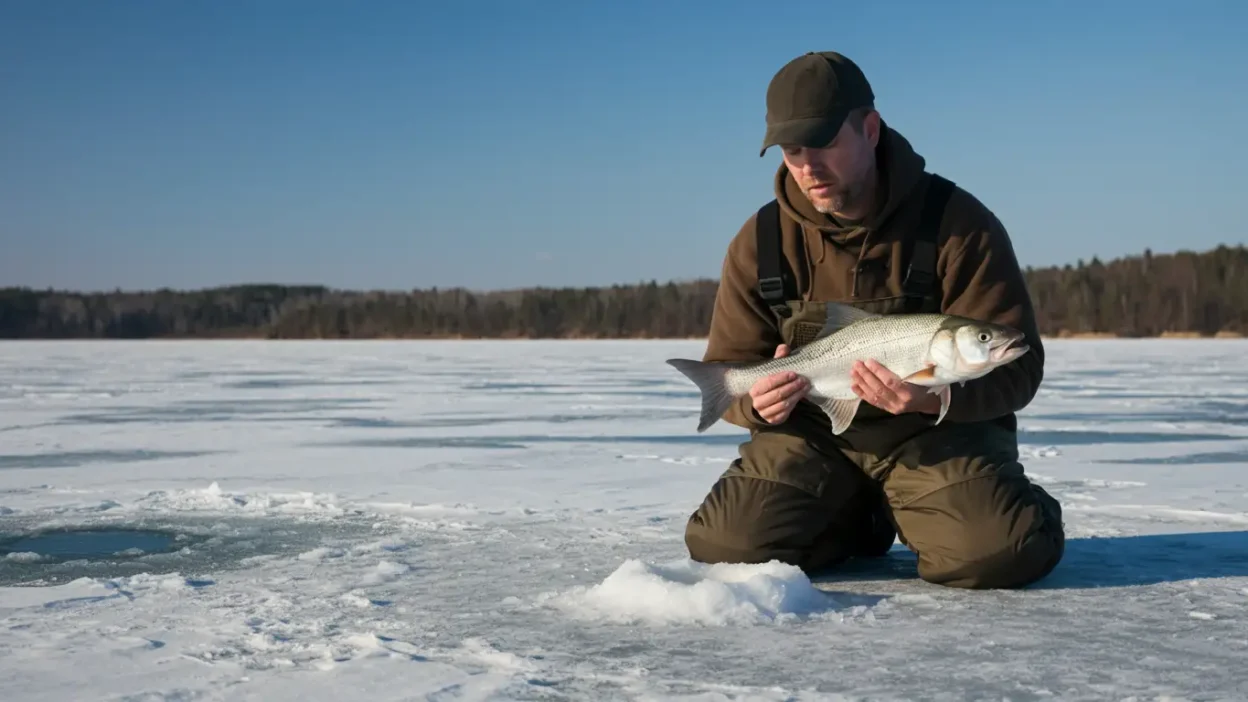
[665, 358, 740, 432]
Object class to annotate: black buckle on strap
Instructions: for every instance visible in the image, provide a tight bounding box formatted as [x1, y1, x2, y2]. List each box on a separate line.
[758, 276, 785, 301]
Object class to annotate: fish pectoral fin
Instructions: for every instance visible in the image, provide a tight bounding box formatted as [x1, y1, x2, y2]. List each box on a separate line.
[903, 364, 937, 383]
[926, 385, 951, 425]
[812, 302, 880, 342]
[811, 393, 861, 435]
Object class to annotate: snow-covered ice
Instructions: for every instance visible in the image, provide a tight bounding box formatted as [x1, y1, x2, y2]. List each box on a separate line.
[1, 338, 1247, 701]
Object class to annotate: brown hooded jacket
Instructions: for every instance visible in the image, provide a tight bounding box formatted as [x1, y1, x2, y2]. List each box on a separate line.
[703, 122, 1044, 448]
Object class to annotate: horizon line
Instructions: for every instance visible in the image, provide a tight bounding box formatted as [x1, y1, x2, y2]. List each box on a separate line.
[5, 239, 1246, 297]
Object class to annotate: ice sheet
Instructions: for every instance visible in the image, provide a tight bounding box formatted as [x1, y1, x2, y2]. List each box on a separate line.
[1, 338, 1247, 701]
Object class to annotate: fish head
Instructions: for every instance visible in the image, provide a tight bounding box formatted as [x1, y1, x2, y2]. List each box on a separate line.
[930, 319, 1030, 381]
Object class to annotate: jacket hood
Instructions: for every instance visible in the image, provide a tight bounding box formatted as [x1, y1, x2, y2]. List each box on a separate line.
[773, 121, 927, 245]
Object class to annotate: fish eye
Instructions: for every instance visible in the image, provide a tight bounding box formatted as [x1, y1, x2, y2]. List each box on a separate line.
[977, 332, 991, 343]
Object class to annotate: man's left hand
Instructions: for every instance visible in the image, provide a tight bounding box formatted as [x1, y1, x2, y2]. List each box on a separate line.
[850, 359, 943, 415]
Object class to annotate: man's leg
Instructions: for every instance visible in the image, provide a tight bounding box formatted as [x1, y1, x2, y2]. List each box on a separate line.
[684, 428, 892, 573]
[870, 421, 1065, 589]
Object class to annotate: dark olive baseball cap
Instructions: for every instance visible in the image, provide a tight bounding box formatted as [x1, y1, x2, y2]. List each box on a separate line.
[759, 51, 875, 156]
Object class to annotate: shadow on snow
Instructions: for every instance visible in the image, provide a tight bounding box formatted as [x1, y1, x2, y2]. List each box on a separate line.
[1036, 529, 1248, 589]
[806, 530, 1248, 590]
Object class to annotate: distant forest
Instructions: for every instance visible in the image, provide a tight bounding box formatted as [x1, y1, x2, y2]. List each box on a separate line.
[3, 244, 1247, 339]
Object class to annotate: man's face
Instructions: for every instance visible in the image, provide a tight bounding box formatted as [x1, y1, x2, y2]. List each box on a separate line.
[781, 111, 880, 216]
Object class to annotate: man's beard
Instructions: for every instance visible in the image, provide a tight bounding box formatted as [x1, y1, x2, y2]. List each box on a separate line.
[805, 180, 862, 215]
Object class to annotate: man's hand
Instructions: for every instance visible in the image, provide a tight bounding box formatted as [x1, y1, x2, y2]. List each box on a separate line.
[850, 359, 943, 415]
[749, 344, 810, 425]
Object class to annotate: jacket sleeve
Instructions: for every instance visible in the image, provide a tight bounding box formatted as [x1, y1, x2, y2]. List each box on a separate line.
[702, 215, 785, 430]
[937, 205, 1046, 422]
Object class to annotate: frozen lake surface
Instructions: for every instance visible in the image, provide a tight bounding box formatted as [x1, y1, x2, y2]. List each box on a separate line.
[1, 338, 1247, 701]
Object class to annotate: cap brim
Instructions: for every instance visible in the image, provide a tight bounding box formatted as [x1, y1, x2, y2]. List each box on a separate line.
[759, 113, 848, 156]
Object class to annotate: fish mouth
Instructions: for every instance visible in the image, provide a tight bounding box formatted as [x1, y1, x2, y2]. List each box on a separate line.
[989, 332, 1029, 363]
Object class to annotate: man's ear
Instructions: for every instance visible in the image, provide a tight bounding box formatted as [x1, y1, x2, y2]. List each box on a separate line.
[864, 110, 881, 147]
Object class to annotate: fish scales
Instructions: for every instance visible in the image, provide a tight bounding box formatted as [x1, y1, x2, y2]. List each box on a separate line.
[727, 314, 947, 393]
[803, 315, 947, 399]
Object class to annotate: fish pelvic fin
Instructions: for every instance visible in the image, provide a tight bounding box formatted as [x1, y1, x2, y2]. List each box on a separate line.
[665, 358, 740, 432]
[808, 392, 861, 435]
[928, 384, 952, 425]
[813, 302, 881, 343]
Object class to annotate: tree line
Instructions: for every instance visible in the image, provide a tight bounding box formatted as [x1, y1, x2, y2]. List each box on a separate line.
[2, 244, 1246, 339]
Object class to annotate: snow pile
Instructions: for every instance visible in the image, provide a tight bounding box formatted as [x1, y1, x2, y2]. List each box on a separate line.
[551, 558, 838, 626]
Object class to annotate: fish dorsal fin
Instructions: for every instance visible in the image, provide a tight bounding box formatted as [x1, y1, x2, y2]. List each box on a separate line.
[814, 302, 880, 341]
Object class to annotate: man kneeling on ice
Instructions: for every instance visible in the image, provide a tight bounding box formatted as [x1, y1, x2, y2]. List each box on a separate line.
[672, 51, 1064, 589]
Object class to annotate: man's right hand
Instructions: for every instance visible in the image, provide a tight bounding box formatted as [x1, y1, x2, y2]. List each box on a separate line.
[749, 344, 810, 425]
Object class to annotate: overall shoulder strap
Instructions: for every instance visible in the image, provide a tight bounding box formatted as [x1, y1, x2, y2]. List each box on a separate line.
[754, 199, 791, 318]
[902, 173, 955, 303]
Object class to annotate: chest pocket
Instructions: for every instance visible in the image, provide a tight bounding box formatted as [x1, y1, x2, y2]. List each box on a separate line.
[787, 313, 829, 347]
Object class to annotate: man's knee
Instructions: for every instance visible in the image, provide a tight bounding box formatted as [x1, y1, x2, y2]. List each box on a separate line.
[684, 474, 811, 566]
[683, 430, 880, 572]
[901, 477, 1064, 589]
[883, 424, 1066, 589]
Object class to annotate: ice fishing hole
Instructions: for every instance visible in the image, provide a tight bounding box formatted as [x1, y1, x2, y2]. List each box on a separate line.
[0, 514, 393, 586]
[1, 528, 181, 561]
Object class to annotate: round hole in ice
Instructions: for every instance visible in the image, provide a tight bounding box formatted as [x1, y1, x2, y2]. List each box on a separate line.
[0, 528, 180, 561]
[0, 514, 386, 587]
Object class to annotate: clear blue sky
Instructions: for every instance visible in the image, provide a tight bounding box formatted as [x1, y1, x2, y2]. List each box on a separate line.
[3, 0, 1245, 292]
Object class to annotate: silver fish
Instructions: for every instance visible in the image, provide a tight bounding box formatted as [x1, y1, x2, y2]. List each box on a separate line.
[666, 302, 1030, 434]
